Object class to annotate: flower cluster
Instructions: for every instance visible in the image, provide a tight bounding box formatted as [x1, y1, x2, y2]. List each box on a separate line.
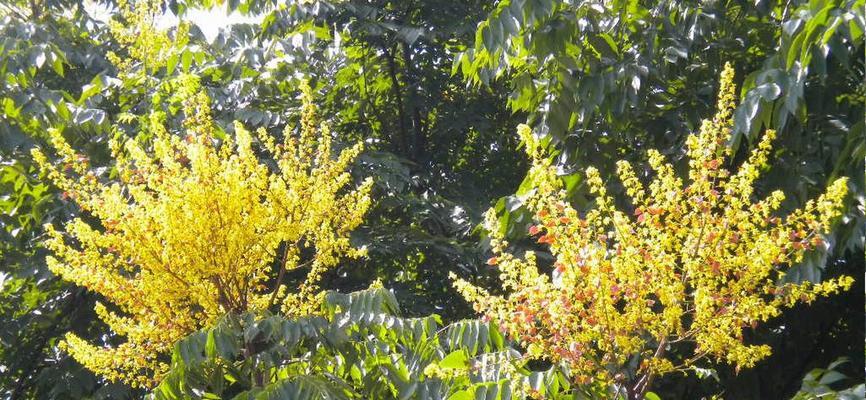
[451, 63, 852, 389]
[32, 78, 373, 387]
[105, 0, 186, 74]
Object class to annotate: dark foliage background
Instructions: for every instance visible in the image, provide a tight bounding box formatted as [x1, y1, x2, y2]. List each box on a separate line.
[0, 0, 862, 398]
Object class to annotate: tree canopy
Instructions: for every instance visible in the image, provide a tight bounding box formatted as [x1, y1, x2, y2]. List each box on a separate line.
[0, 0, 863, 399]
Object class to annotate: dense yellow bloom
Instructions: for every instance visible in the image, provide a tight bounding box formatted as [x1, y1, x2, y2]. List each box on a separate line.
[106, 0, 186, 74]
[32, 78, 373, 387]
[452, 63, 852, 389]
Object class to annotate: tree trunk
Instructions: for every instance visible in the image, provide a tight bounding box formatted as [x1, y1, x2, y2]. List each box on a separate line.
[381, 44, 410, 158]
[401, 41, 426, 164]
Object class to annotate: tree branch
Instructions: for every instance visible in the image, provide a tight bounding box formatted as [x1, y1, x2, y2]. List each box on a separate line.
[381, 43, 410, 157]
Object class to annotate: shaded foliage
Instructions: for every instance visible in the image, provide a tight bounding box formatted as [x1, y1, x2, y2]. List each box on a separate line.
[0, 0, 862, 398]
[153, 287, 579, 400]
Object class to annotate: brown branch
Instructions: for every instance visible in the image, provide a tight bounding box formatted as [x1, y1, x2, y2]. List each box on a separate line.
[632, 337, 668, 399]
[268, 243, 295, 308]
[269, 256, 314, 309]
[401, 41, 426, 162]
[381, 43, 409, 157]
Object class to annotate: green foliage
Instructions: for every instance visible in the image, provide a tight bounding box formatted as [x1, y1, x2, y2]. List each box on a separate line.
[462, 0, 864, 291]
[455, 0, 864, 396]
[0, 2, 521, 393]
[0, 0, 862, 398]
[0, 5, 132, 398]
[152, 287, 575, 400]
[221, 0, 528, 317]
[791, 358, 865, 400]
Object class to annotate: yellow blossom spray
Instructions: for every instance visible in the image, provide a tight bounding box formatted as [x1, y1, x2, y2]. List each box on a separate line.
[32, 79, 373, 387]
[452, 63, 852, 398]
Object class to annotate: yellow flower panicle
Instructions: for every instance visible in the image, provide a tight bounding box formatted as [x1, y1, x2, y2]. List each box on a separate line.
[452, 63, 852, 386]
[106, 0, 187, 75]
[32, 79, 373, 387]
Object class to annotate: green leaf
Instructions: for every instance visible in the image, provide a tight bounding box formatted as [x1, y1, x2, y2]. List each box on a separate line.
[31, 49, 46, 69]
[167, 52, 179, 74]
[448, 390, 473, 400]
[439, 349, 469, 369]
[181, 49, 193, 73]
[52, 58, 64, 77]
[590, 33, 619, 58]
[754, 83, 781, 100]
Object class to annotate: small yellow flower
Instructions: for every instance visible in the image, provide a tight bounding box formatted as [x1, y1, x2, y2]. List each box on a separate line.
[33, 78, 373, 387]
[452, 63, 852, 386]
